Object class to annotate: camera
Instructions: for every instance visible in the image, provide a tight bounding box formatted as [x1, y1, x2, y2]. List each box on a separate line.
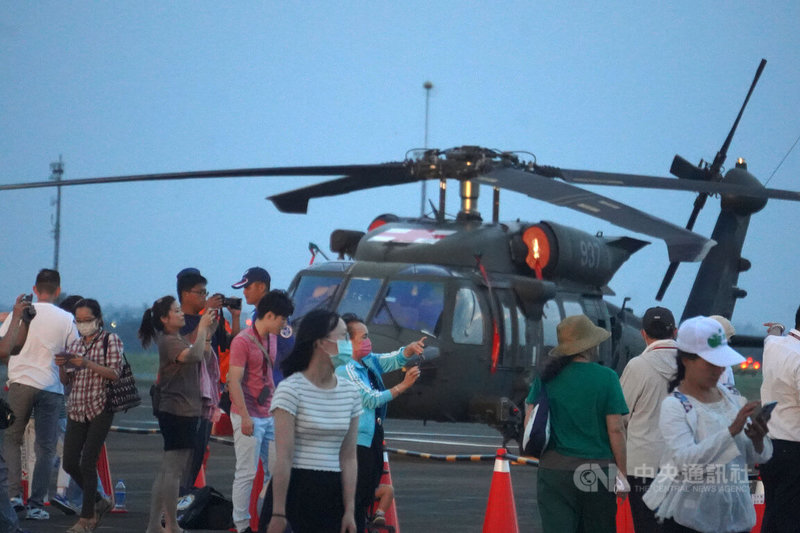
[21, 294, 36, 324]
[222, 297, 242, 310]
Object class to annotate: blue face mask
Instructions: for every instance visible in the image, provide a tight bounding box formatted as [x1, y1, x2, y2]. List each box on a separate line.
[329, 339, 353, 367]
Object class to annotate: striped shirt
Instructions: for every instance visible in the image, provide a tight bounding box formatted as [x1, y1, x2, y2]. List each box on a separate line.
[65, 332, 123, 422]
[271, 372, 362, 472]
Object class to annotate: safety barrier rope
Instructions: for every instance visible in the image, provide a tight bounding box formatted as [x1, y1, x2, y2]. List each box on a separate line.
[109, 425, 540, 465]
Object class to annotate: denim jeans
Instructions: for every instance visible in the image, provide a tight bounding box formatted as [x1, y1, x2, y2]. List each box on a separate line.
[0, 431, 20, 533]
[4, 383, 63, 508]
[231, 413, 274, 532]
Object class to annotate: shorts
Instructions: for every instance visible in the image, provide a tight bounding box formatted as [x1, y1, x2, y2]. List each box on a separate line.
[156, 411, 200, 451]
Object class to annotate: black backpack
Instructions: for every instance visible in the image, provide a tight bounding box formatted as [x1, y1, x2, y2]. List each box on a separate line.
[177, 486, 234, 530]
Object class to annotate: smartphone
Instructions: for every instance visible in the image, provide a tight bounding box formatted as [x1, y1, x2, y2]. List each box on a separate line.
[755, 401, 778, 422]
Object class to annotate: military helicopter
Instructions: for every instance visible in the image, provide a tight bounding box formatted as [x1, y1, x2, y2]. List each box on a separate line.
[3, 60, 800, 443]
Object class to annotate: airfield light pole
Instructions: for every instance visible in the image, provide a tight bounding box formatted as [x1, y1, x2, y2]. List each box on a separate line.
[420, 81, 433, 217]
[50, 155, 64, 271]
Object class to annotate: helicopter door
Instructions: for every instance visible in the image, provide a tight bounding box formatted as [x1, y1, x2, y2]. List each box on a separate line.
[581, 297, 613, 366]
[495, 290, 519, 368]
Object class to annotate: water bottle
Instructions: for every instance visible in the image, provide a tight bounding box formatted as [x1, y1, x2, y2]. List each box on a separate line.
[113, 480, 126, 511]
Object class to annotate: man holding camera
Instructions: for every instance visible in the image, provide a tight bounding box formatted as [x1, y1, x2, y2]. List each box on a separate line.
[176, 268, 241, 494]
[227, 290, 294, 533]
[0, 295, 36, 533]
[0, 269, 78, 521]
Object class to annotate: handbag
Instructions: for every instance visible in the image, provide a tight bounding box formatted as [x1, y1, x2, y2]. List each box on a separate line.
[102, 333, 142, 413]
[0, 398, 15, 429]
[177, 486, 234, 530]
[521, 383, 550, 457]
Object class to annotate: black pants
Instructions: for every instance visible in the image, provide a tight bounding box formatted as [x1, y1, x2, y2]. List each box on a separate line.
[355, 424, 384, 533]
[287, 468, 344, 533]
[182, 416, 212, 494]
[62, 411, 113, 519]
[760, 439, 800, 533]
[627, 475, 662, 532]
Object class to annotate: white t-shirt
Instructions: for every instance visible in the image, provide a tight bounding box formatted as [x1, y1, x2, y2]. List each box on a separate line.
[270, 372, 362, 472]
[0, 302, 78, 393]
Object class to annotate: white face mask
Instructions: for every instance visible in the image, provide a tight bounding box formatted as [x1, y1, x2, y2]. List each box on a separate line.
[77, 319, 99, 337]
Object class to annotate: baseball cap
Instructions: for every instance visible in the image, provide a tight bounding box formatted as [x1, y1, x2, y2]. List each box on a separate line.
[709, 315, 736, 340]
[231, 267, 270, 289]
[642, 306, 676, 339]
[676, 316, 745, 367]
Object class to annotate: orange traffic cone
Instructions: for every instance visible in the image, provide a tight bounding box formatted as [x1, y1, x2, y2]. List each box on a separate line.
[248, 459, 266, 532]
[751, 479, 765, 533]
[96, 445, 114, 505]
[212, 412, 233, 436]
[616, 495, 634, 533]
[482, 449, 519, 533]
[369, 448, 400, 532]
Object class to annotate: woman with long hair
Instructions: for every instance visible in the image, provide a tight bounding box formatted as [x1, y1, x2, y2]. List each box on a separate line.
[644, 316, 772, 532]
[138, 295, 216, 533]
[265, 308, 361, 533]
[525, 314, 629, 533]
[56, 298, 120, 533]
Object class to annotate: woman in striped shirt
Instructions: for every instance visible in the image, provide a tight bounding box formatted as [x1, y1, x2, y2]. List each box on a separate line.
[266, 309, 362, 533]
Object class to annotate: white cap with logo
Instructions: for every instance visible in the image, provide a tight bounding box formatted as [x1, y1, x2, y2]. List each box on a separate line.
[676, 316, 745, 367]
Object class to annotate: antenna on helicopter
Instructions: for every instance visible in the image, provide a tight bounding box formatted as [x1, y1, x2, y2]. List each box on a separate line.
[656, 59, 767, 301]
[420, 81, 434, 218]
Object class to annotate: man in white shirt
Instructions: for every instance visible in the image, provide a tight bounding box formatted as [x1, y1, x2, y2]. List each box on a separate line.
[0, 270, 78, 520]
[759, 306, 800, 533]
[619, 306, 677, 533]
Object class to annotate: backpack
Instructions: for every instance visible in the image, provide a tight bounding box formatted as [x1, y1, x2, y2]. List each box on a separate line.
[521, 383, 550, 457]
[177, 486, 234, 530]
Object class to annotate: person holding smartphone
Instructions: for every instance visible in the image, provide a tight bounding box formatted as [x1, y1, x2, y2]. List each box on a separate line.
[644, 316, 772, 533]
[138, 295, 216, 533]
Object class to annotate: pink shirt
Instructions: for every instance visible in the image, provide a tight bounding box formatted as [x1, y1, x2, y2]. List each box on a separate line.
[229, 326, 276, 418]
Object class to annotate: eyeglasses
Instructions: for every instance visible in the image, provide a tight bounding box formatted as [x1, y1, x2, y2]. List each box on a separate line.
[188, 289, 208, 297]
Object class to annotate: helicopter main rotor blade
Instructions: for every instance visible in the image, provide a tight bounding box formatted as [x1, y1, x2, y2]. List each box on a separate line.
[0, 164, 407, 192]
[478, 167, 716, 263]
[267, 164, 419, 213]
[540, 167, 800, 202]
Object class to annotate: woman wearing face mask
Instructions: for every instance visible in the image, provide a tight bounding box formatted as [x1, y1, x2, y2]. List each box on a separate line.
[335, 314, 423, 531]
[265, 309, 363, 533]
[56, 298, 121, 533]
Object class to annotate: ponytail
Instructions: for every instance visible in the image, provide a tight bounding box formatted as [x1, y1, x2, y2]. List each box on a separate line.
[138, 295, 176, 349]
[541, 354, 578, 383]
[668, 350, 699, 392]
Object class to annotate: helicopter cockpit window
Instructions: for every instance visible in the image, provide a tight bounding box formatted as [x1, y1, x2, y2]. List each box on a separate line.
[290, 275, 342, 319]
[562, 299, 584, 318]
[541, 300, 559, 349]
[372, 280, 444, 334]
[337, 277, 381, 320]
[452, 287, 484, 345]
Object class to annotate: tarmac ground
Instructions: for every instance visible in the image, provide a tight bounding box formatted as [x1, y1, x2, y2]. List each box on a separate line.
[15, 385, 542, 533]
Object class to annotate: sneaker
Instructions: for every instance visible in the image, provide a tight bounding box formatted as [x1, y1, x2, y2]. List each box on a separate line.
[371, 511, 386, 526]
[50, 493, 79, 515]
[9, 496, 24, 513]
[24, 506, 49, 520]
[94, 497, 112, 527]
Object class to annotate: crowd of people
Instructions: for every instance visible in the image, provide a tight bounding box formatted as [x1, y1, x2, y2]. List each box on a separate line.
[0, 267, 423, 533]
[0, 266, 797, 533]
[527, 306, 799, 533]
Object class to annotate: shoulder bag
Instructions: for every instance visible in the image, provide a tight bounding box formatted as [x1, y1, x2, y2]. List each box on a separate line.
[521, 383, 550, 457]
[102, 333, 142, 413]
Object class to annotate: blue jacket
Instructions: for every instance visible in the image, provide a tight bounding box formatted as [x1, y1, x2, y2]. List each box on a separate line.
[335, 348, 407, 447]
